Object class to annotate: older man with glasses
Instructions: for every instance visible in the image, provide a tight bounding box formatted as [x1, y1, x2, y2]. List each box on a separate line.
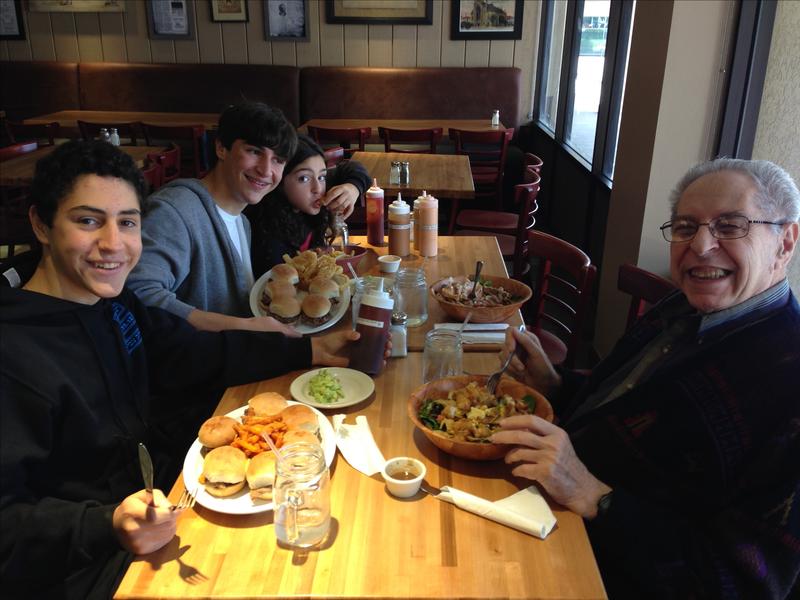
[493, 158, 800, 599]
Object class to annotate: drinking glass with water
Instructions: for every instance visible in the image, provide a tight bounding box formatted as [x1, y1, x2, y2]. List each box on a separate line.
[422, 329, 463, 383]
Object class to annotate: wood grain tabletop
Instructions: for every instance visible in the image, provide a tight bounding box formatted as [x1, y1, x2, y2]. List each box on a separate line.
[24, 110, 220, 130]
[352, 151, 475, 200]
[114, 352, 606, 600]
[0, 144, 164, 186]
[300, 118, 507, 144]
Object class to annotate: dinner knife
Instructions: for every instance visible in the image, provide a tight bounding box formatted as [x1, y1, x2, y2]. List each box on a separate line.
[137, 442, 154, 506]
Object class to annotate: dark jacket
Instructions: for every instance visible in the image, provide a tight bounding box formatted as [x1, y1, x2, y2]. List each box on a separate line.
[0, 286, 311, 599]
[248, 159, 371, 277]
[559, 290, 800, 599]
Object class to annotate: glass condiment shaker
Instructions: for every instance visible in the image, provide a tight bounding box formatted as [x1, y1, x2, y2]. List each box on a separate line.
[491, 109, 500, 128]
[109, 128, 121, 146]
[390, 311, 408, 357]
[99, 128, 110, 143]
[400, 161, 410, 185]
[393, 268, 428, 327]
[332, 212, 348, 250]
[389, 161, 401, 185]
[274, 442, 331, 548]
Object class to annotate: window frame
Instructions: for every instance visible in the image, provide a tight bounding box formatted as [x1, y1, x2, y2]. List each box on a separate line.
[533, 0, 635, 183]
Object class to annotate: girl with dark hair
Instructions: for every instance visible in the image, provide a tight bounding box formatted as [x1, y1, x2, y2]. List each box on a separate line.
[248, 135, 371, 277]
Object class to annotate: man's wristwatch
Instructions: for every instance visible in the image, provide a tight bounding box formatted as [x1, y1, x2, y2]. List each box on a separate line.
[596, 491, 614, 519]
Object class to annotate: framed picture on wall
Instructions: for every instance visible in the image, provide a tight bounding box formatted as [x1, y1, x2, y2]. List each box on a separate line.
[210, 0, 248, 23]
[265, 0, 308, 41]
[146, 0, 195, 40]
[325, 0, 432, 25]
[28, 0, 125, 12]
[0, 0, 25, 41]
[450, 0, 524, 41]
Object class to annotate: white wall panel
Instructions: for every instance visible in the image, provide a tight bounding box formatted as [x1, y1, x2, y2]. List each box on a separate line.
[28, 12, 55, 61]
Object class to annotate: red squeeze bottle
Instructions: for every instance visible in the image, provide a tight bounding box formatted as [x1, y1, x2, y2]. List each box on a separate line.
[349, 285, 394, 375]
[366, 178, 385, 246]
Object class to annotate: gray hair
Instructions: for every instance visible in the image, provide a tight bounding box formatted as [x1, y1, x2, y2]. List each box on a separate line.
[669, 158, 800, 223]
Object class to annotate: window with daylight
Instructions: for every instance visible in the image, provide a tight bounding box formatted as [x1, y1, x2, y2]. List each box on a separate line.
[534, 0, 635, 181]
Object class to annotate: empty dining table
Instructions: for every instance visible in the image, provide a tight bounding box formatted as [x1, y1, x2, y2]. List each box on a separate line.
[300, 118, 506, 144]
[23, 110, 219, 130]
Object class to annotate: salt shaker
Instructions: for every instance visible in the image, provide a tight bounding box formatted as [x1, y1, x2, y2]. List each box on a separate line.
[389, 161, 401, 185]
[491, 109, 500, 128]
[390, 311, 408, 357]
[109, 128, 120, 146]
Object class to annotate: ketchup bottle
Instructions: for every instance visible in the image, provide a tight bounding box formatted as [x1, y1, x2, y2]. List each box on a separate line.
[349, 284, 393, 375]
[366, 178, 385, 246]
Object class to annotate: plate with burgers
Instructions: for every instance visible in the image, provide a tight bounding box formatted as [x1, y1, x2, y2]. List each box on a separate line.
[249, 266, 351, 335]
[183, 392, 336, 515]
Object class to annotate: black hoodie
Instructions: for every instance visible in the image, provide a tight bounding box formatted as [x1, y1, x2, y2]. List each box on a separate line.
[0, 285, 311, 598]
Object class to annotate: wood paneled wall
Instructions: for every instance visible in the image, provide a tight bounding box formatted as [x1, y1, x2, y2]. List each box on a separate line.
[1, 0, 540, 120]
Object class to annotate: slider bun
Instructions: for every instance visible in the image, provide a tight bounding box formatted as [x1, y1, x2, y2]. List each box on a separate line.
[301, 294, 332, 319]
[202, 446, 248, 497]
[270, 264, 299, 285]
[246, 392, 288, 417]
[269, 296, 301, 319]
[281, 404, 319, 435]
[265, 279, 297, 300]
[282, 429, 320, 447]
[246, 452, 277, 500]
[308, 277, 340, 299]
[198, 415, 238, 448]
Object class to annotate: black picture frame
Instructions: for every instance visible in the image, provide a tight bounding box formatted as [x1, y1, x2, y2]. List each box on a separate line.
[0, 0, 25, 41]
[146, 0, 195, 40]
[265, 0, 309, 41]
[450, 0, 524, 41]
[325, 0, 432, 25]
[210, 0, 249, 23]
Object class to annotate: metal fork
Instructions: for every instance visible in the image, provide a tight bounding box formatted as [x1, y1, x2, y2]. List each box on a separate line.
[486, 348, 516, 395]
[171, 487, 198, 511]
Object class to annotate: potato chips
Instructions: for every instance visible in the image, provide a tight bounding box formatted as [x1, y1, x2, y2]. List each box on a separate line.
[282, 250, 344, 287]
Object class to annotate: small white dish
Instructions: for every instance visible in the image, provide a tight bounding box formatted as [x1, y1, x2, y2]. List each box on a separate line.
[381, 457, 426, 498]
[290, 367, 375, 409]
[378, 255, 402, 273]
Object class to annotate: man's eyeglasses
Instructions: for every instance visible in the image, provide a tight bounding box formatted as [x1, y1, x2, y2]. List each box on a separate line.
[660, 215, 786, 243]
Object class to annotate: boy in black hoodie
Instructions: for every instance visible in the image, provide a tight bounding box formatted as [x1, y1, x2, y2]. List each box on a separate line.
[0, 141, 365, 599]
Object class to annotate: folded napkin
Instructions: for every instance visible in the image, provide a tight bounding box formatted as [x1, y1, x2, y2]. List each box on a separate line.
[435, 485, 556, 539]
[433, 323, 508, 345]
[332, 414, 386, 476]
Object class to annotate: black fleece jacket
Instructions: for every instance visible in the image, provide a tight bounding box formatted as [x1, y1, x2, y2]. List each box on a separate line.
[0, 286, 311, 599]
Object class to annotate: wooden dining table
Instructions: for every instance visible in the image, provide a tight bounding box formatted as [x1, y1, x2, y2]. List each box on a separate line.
[0, 144, 164, 186]
[23, 110, 219, 130]
[352, 151, 475, 200]
[300, 118, 506, 144]
[114, 350, 607, 599]
[348, 235, 524, 352]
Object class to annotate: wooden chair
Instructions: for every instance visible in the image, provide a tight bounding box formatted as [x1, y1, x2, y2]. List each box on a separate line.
[323, 146, 345, 168]
[447, 128, 514, 231]
[147, 142, 181, 184]
[5, 121, 60, 146]
[307, 125, 371, 159]
[617, 263, 677, 330]
[527, 230, 596, 368]
[77, 120, 142, 145]
[0, 141, 38, 162]
[142, 123, 208, 178]
[455, 171, 541, 279]
[378, 127, 443, 154]
[140, 160, 163, 195]
[525, 152, 544, 175]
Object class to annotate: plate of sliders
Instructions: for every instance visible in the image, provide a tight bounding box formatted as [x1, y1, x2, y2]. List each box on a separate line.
[249, 260, 351, 336]
[183, 392, 336, 515]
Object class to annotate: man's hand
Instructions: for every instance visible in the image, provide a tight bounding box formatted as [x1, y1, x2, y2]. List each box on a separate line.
[113, 489, 182, 555]
[490, 415, 611, 519]
[323, 183, 359, 219]
[500, 328, 562, 398]
[311, 329, 392, 367]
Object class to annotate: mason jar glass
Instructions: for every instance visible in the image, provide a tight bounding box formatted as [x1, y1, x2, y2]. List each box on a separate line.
[422, 329, 463, 383]
[393, 268, 428, 327]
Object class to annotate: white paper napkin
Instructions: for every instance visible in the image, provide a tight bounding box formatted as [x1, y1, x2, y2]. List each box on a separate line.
[435, 485, 556, 539]
[433, 323, 508, 344]
[332, 414, 386, 476]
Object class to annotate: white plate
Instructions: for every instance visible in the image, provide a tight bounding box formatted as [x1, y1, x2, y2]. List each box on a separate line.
[249, 269, 351, 335]
[182, 403, 336, 515]
[290, 367, 375, 409]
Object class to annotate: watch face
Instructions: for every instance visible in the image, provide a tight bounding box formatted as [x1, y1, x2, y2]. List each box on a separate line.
[597, 491, 613, 517]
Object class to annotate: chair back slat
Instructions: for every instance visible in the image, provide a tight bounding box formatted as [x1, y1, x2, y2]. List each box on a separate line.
[307, 126, 371, 159]
[77, 120, 142, 145]
[6, 121, 60, 146]
[378, 127, 443, 154]
[617, 263, 677, 330]
[142, 123, 207, 178]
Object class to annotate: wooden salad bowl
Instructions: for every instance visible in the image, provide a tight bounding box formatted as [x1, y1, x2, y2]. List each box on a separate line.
[429, 274, 532, 323]
[408, 374, 553, 461]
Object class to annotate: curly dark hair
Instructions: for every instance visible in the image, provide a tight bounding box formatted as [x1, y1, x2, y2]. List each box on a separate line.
[30, 139, 147, 227]
[216, 101, 297, 160]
